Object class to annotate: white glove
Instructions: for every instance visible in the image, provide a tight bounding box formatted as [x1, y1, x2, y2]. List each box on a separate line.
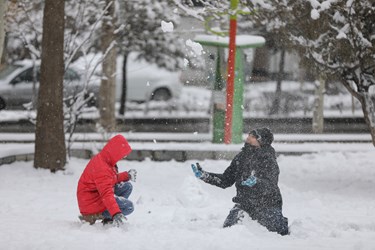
[113, 213, 127, 227]
[128, 169, 137, 182]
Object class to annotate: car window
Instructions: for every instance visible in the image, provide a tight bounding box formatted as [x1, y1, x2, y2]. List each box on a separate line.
[64, 68, 80, 81]
[0, 65, 22, 79]
[9, 66, 79, 83]
[11, 68, 39, 85]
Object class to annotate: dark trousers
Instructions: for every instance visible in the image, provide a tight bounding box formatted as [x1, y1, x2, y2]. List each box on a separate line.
[223, 204, 289, 236]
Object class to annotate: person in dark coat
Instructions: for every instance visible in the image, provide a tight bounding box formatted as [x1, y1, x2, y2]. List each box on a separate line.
[191, 127, 289, 235]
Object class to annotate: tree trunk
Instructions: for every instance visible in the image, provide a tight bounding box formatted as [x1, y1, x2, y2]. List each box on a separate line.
[269, 50, 285, 115]
[99, 0, 116, 131]
[360, 93, 375, 146]
[341, 80, 375, 147]
[34, 0, 66, 172]
[0, 0, 7, 61]
[312, 74, 325, 133]
[119, 52, 128, 116]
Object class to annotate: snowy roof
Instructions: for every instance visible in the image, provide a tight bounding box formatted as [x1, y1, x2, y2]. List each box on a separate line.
[194, 34, 265, 48]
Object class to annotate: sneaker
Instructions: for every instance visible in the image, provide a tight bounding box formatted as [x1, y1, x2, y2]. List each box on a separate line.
[101, 218, 114, 225]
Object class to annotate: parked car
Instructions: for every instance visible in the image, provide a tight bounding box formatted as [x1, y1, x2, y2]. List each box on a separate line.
[71, 52, 183, 104]
[0, 56, 183, 110]
[118, 54, 182, 103]
[0, 60, 99, 110]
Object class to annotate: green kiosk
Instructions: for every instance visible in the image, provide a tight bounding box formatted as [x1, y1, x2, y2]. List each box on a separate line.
[194, 34, 265, 144]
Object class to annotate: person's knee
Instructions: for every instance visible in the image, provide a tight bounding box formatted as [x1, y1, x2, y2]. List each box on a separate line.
[126, 200, 134, 214]
[256, 208, 289, 236]
[118, 198, 134, 216]
[278, 217, 289, 236]
[223, 206, 245, 228]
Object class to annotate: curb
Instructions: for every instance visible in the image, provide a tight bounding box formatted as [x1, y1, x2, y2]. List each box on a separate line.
[0, 148, 314, 166]
[0, 140, 373, 166]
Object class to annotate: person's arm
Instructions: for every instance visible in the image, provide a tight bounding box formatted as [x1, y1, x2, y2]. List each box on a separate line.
[113, 164, 130, 183]
[257, 157, 279, 187]
[94, 170, 121, 217]
[192, 160, 237, 189]
[117, 171, 130, 183]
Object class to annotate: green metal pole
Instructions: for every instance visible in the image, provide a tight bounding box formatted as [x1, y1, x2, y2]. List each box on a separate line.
[231, 48, 244, 143]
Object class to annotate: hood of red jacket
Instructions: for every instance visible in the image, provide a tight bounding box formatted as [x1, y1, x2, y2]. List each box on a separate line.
[99, 135, 132, 166]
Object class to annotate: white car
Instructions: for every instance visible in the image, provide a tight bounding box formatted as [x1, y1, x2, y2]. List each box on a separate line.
[0, 60, 97, 110]
[0, 56, 182, 110]
[115, 53, 182, 103]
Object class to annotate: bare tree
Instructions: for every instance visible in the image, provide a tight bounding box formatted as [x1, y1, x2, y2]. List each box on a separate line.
[246, 1, 375, 146]
[0, 0, 8, 61]
[99, 0, 116, 132]
[269, 50, 286, 115]
[34, 0, 66, 172]
[291, 1, 375, 145]
[312, 75, 326, 133]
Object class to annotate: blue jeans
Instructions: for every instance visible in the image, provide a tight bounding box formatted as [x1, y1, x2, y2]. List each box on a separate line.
[102, 182, 134, 219]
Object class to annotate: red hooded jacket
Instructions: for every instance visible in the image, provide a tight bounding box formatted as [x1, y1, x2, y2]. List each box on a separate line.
[77, 135, 132, 217]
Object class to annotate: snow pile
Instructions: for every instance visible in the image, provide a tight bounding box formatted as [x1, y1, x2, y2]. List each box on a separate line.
[185, 39, 203, 56]
[0, 152, 375, 249]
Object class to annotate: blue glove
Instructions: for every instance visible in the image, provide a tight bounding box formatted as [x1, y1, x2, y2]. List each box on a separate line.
[191, 163, 204, 178]
[241, 176, 257, 187]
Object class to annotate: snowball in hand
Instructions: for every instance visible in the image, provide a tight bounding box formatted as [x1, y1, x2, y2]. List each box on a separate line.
[161, 20, 174, 33]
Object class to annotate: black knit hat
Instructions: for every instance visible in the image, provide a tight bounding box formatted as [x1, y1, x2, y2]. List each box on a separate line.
[249, 127, 274, 145]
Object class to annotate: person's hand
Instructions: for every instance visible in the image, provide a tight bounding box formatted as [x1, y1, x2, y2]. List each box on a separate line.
[191, 162, 205, 179]
[113, 213, 127, 227]
[128, 169, 137, 182]
[241, 176, 257, 187]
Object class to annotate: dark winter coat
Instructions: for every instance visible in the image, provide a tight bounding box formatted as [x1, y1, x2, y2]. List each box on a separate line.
[77, 135, 132, 216]
[202, 143, 283, 212]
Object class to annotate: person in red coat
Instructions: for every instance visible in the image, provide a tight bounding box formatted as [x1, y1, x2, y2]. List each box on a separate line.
[77, 134, 137, 226]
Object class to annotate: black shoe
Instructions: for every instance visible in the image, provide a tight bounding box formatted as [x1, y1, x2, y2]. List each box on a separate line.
[101, 218, 113, 225]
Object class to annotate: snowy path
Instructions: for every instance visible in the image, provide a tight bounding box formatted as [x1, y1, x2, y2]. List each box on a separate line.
[0, 151, 375, 250]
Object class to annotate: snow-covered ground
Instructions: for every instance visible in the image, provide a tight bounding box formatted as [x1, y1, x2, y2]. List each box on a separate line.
[1, 151, 374, 250]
